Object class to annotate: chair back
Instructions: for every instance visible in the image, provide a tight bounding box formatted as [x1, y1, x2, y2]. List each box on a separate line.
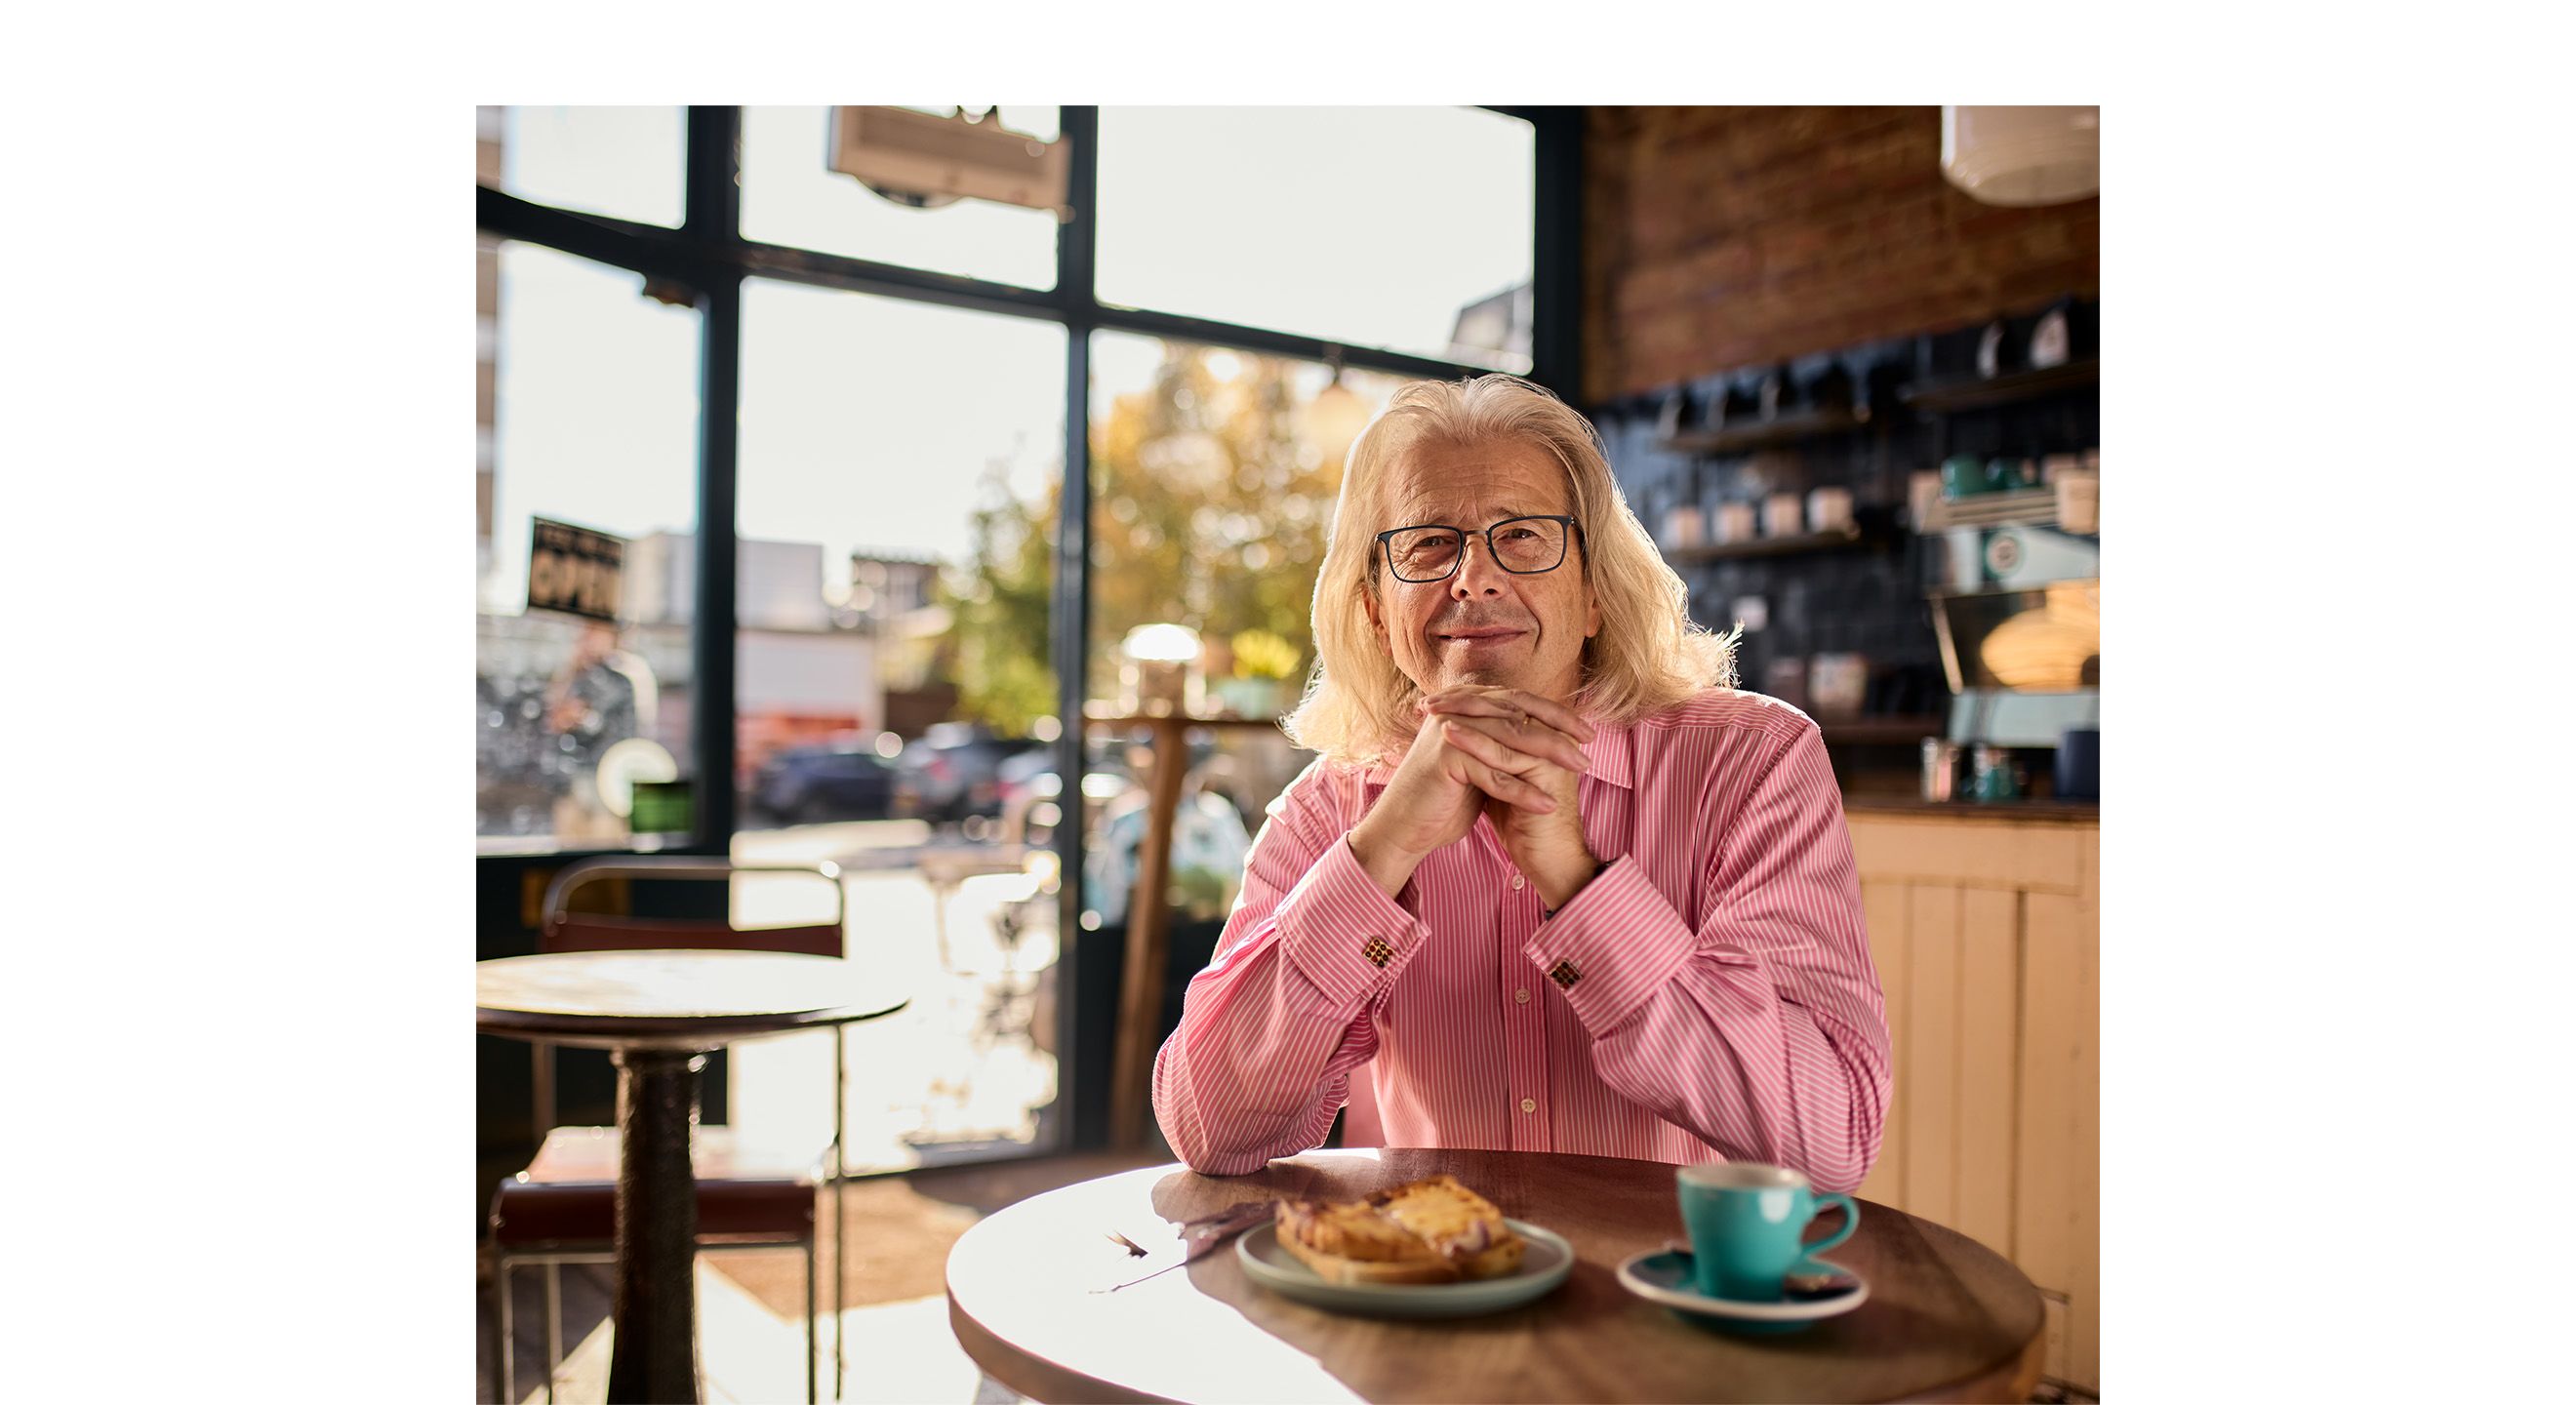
[529, 857, 849, 1127]
[538, 857, 847, 956]
[542, 914, 844, 958]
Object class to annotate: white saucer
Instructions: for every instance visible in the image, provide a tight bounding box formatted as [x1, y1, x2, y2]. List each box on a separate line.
[1615, 1247, 1868, 1332]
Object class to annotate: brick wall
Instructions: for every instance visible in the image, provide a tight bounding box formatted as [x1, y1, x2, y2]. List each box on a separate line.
[1583, 105, 2098, 405]
[1576, 106, 2100, 754]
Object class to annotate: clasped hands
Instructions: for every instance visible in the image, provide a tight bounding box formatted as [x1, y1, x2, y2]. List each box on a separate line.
[1349, 685, 1602, 909]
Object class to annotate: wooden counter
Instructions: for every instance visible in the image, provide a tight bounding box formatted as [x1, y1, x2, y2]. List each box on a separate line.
[1842, 793, 2100, 823]
[1844, 803, 2099, 1394]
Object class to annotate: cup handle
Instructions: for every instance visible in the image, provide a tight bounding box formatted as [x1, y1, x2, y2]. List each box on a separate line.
[1803, 1193, 1859, 1258]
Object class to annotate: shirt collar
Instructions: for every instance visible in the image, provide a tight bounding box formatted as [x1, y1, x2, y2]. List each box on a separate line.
[1356, 714, 1635, 791]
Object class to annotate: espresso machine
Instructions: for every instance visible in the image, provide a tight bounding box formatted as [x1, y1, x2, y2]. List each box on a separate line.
[1928, 524, 2099, 753]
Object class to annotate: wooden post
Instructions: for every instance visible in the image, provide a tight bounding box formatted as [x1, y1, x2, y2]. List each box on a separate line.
[1109, 716, 1190, 1146]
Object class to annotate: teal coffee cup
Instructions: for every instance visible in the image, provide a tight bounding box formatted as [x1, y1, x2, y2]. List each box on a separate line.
[1939, 455, 1991, 500]
[1676, 1162, 1859, 1302]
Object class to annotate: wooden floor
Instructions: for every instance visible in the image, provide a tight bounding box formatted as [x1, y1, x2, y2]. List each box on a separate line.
[475, 1149, 1164, 1405]
[479, 1260, 1024, 1405]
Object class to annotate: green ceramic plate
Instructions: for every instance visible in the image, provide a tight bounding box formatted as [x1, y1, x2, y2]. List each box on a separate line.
[1236, 1218, 1574, 1318]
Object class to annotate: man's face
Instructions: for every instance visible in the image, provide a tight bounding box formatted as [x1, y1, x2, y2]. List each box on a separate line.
[1363, 437, 1600, 702]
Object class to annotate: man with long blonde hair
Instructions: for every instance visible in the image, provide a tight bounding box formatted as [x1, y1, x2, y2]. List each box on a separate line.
[1151, 375, 1891, 1191]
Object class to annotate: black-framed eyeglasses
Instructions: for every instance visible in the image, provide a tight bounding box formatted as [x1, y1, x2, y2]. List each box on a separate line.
[1374, 514, 1583, 584]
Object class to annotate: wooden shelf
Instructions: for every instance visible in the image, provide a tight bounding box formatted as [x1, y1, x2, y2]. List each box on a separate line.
[1666, 524, 1865, 563]
[1657, 405, 1870, 456]
[1822, 718, 1948, 745]
[1901, 358, 2099, 413]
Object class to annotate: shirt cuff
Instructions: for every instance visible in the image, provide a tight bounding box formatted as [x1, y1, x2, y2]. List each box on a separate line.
[1275, 834, 1432, 1018]
[1521, 855, 1709, 1032]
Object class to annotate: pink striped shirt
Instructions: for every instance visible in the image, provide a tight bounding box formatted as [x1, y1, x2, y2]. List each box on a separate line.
[1151, 688, 1891, 1191]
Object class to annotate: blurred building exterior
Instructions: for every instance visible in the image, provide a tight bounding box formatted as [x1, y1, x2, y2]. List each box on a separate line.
[1446, 281, 1533, 369]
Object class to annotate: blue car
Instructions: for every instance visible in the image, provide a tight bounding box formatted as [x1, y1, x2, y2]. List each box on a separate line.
[748, 743, 898, 825]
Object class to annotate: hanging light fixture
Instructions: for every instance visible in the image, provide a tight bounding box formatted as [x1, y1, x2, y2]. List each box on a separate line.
[1941, 106, 2099, 207]
[1304, 346, 1373, 463]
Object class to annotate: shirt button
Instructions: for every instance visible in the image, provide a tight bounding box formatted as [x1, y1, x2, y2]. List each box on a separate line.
[1515, 987, 1530, 1004]
[1519, 1098, 1538, 1113]
[1510, 874, 1526, 891]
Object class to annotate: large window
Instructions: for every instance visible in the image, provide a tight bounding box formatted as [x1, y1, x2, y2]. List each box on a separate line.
[477, 105, 685, 228]
[733, 279, 1066, 826]
[1095, 107, 1537, 371]
[477, 105, 1563, 1159]
[741, 105, 1063, 289]
[1075, 333, 1405, 935]
[475, 241, 700, 847]
[725, 279, 1070, 1168]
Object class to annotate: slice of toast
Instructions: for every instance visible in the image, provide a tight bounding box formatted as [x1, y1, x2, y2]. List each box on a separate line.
[1273, 1175, 1525, 1284]
[1366, 1175, 1525, 1278]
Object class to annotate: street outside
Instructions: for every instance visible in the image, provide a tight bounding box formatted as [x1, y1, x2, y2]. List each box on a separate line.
[723, 818, 1066, 1175]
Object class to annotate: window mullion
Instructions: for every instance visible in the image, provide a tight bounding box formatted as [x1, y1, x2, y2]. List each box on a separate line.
[686, 107, 744, 850]
[1052, 105, 1101, 1143]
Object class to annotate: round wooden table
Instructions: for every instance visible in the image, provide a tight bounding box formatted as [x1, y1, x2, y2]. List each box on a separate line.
[477, 950, 907, 1405]
[946, 1148, 2044, 1404]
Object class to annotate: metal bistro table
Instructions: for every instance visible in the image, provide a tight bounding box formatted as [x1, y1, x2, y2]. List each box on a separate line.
[946, 1148, 2046, 1404]
[477, 949, 908, 1405]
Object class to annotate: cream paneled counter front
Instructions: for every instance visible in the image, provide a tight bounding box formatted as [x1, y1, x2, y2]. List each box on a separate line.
[1844, 799, 2099, 1394]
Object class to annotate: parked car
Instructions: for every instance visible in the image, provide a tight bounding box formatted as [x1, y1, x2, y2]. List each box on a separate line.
[997, 743, 1135, 847]
[748, 743, 898, 825]
[889, 724, 1046, 827]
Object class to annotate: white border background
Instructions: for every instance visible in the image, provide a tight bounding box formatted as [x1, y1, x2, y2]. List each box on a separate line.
[13, 2, 2562, 1396]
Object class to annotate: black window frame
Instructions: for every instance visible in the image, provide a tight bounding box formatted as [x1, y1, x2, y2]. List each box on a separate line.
[474, 103, 1583, 1150]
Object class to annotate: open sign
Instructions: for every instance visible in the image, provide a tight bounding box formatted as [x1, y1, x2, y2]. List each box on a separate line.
[527, 517, 624, 622]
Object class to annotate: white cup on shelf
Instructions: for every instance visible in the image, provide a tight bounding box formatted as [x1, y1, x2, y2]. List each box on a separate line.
[1806, 487, 1853, 534]
[2056, 469, 2100, 535]
[1762, 492, 1803, 538]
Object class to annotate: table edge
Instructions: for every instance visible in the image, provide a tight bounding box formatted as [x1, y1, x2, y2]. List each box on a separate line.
[474, 997, 907, 1050]
[948, 1288, 1179, 1405]
[1892, 1328, 2047, 1404]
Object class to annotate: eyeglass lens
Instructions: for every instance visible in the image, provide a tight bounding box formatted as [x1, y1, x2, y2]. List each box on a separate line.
[1386, 518, 1566, 582]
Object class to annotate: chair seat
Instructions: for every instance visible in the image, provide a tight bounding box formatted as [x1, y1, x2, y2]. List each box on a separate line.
[490, 1125, 829, 1247]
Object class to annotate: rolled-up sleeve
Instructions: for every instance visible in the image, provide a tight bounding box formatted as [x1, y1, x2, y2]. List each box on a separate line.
[1152, 762, 1427, 1175]
[1520, 723, 1892, 1192]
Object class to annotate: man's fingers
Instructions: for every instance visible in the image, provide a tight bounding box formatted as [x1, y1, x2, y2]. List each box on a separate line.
[1421, 686, 1596, 743]
[1434, 721, 1562, 811]
[1434, 709, 1590, 775]
[1421, 691, 1587, 751]
[1461, 753, 1557, 812]
[1499, 689, 1596, 742]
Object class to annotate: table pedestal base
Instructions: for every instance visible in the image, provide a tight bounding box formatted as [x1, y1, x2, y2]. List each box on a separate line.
[607, 1048, 704, 1405]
